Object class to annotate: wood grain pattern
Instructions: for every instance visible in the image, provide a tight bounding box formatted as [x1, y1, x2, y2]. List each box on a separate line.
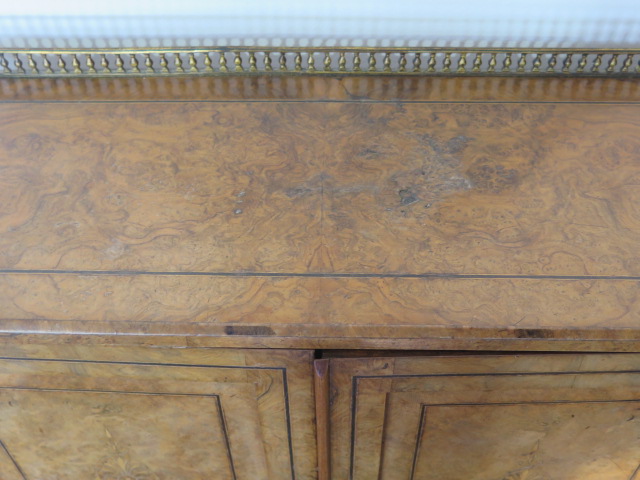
[2, 81, 640, 348]
[1, 389, 237, 479]
[2, 269, 640, 350]
[328, 354, 640, 480]
[4, 274, 640, 329]
[323, 103, 640, 275]
[0, 345, 317, 480]
[0, 102, 321, 272]
[412, 402, 640, 480]
[2, 102, 640, 275]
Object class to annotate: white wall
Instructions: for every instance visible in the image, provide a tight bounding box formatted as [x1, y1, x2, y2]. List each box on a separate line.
[1, 0, 639, 48]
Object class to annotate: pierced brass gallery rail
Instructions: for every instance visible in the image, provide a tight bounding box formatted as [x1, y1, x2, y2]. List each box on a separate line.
[1, 47, 639, 77]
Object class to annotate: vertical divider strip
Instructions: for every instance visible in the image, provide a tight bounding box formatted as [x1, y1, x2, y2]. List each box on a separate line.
[314, 359, 331, 480]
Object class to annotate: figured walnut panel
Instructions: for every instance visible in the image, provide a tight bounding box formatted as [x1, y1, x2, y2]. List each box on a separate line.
[321, 102, 640, 275]
[329, 354, 640, 480]
[2, 96, 640, 347]
[1, 274, 640, 349]
[0, 345, 317, 480]
[0, 102, 322, 273]
[0, 389, 237, 479]
[412, 402, 640, 480]
[1, 102, 640, 275]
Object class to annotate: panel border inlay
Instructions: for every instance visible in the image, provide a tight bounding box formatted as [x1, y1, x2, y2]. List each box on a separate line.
[0, 436, 27, 480]
[0, 356, 298, 480]
[349, 369, 640, 479]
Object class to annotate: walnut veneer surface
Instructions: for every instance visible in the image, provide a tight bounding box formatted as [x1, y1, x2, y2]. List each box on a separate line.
[1, 76, 640, 350]
[0, 343, 317, 479]
[328, 353, 640, 480]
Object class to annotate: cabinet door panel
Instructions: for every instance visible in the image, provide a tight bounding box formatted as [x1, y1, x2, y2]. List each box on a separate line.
[0, 345, 317, 480]
[329, 354, 640, 480]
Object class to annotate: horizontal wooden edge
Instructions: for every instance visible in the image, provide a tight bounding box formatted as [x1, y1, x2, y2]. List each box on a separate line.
[2, 318, 639, 339]
[1, 328, 640, 352]
[313, 359, 331, 480]
[2, 73, 640, 104]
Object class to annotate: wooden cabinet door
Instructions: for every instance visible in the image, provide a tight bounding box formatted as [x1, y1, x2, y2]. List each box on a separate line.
[0, 344, 317, 480]
[327, 354, 640, 480]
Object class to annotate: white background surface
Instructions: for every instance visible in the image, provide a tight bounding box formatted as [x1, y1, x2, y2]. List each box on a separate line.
[1, 0, 639, 47]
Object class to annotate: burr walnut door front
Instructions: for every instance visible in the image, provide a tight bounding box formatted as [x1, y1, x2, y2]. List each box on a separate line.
[327, 354, 640, 480]
[0, 345, 317, 480]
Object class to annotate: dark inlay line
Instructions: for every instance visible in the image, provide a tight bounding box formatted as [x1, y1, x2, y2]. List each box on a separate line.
[2, 268, 640, 281]
[409, 406, 428, 480]
[0, 437, 28, 480]
[355, 369, 640, 379]
[419, 398, 640, 407]
[0, 386, 222, 397]
[349, 375, 359, 480]
[215, 396, 238, 480]
[1, 99, 640, 105]
[281, 370, 296, 480]
[0, 356, 282, 371]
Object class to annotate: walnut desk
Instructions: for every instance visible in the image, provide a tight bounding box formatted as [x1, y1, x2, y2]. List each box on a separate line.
[1, 74, 639, 479]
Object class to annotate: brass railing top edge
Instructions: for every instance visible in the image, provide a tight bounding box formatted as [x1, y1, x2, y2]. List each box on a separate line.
[1, 46, 639, 77]
[2, 46, 640, 53]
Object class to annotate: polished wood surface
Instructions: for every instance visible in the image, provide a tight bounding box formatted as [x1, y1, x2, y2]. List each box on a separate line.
[313, 360, 331, 480]
[0, 344, 317, 479]
[2, 101, 640, 275]
[328, 354, 640, 479]
[1, 77, 640, 350]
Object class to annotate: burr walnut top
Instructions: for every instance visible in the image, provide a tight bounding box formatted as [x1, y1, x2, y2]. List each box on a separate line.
[1, 75, 640, 351]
